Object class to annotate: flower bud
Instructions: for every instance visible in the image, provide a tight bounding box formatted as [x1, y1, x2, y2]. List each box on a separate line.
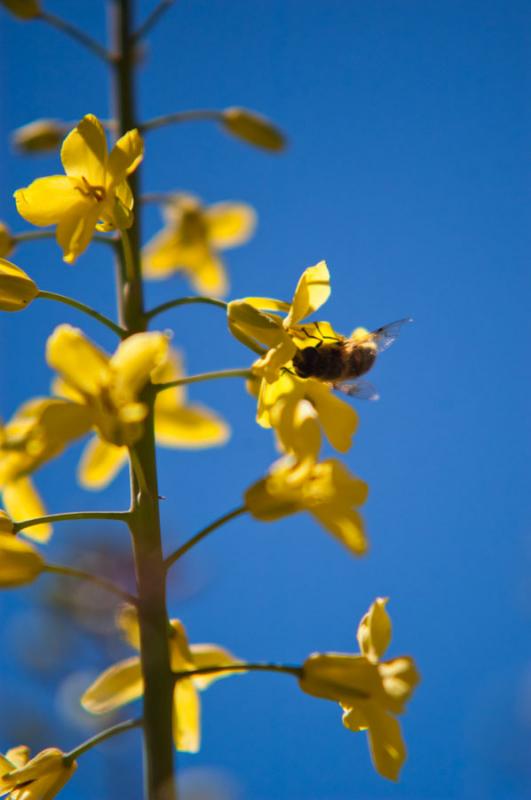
[0, 0, 40, 19]
[0, 222, 15, 258]
[0, 510, 14, 533]
[0, 259, 38, 311]
[0, 533, 44, 588]
[12, 119, 66, 154]
[221, 107, 286, 152]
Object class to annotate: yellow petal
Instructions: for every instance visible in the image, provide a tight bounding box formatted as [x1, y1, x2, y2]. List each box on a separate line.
[81, 656, 143, 714]
[227, 300, 284, 351]
[5, 745, 30, 768]
[0, 533, 44, 588]
[221, 107, 286, 152]
[363, 706, 407, 781]
[155, 405, 230, 449]
[378, 657, 420, 714]
[190, 644, 244, 689]
[189, 251, 228, 297]
[357, 598, 391, 663]
[205, 202, 256, 248]
[110, 332, 168, 404]
[284, 261, 331, 328]
[151, 348, 186, 406]
[173, 680, 201, 753]
[46, 324, 111, 397]
[60, 114, 107, 185]
[78, 436, 128, 490]
[14, 176, 85, 227]
[299, 653, 377, 705]
[115, 604, 140, 651]
[3, 747, 72, 785]
[305, 380, 358, 453]
[107, 128, 144, 184]
[142, 229, 182, 278]
[0, 223, 15, 258]
[56, 205, 101, 264]
[3, 477, 51, 542]
[312, 505, 367, 556]
[0, 258, 38, 311]
[270, 397, 321, 462]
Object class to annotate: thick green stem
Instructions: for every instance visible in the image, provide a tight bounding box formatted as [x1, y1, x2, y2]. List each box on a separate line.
[37, 291, 127, 338]
[165, 506, 247, 570]
[111, 3, 177, 799]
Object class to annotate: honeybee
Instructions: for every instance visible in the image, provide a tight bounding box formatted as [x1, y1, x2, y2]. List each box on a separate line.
[291, 318, 412, 400]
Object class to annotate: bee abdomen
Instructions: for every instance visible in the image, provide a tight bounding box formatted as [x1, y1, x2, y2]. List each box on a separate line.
[346, 345, 376, 378]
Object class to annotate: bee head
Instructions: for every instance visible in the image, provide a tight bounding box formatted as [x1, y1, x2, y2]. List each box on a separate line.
[292, 346, 319, 378]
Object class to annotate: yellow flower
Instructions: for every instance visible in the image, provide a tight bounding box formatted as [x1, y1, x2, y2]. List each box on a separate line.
[245, 455, 368, 556]
[0, 0, 39, 19]
[12, 119, 66, 154]
[299, 599, 420, 781]
[77, 347, 230, 490]
[0, 533, 45, 588]
[0, 258, 38, 311]
[0, 397, 93, 541]
[0, 746, 76, 799]
[81, 605, 242, 753]
[0, 223, 15, 258]
[14, 114, 143, 263]
[221, 107, 286, 152]
[143, 193, 256, 296]
[47, 325, 168, 449]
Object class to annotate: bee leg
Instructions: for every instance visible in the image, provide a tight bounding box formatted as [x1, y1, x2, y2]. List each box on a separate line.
[315, 320, 340, 342]
[300, 326, 321, 342]
[281, 366, 297, 377]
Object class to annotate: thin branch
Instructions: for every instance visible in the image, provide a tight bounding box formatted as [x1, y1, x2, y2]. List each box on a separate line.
[174, 663, 303, 681]
[154, 368, 252, 394]
[44, 563, 137, 605]
[133, 0, 175, 42]
[165, 506, 247, 570]
[13, 510, 131, 534]
[14, 230, 117, 246]
[37, 291, 127, 338]
[146, 296, 227, 320]
[39, 11, 113, 63]
[63, 719, 142, 765]
[140, 109, 222, 134]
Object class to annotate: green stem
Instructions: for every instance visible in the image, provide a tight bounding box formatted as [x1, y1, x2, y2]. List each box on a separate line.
[174, 663, 303, 681]
[63, 719, 142, 765]
[13, 510, 130, 533]
[165, 506, 247, 570]
[154, 368, 252, 394]
[140, 109, 222, 134]
[39, 11, 113, 63]
[146, 296, 227, 320]
[37, 291, 127, 338]
[44, 563, 137, 605]
[133, 0, 174, 42]
[120, 229, 137, 284]
[14, 230, 116, 246]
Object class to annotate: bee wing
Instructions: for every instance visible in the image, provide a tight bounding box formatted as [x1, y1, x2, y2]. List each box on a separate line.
[333, 378, 380, 402]
[371, 317, 413, 353]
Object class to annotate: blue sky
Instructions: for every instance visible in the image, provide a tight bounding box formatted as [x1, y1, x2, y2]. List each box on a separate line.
[1, 1, 531, 798]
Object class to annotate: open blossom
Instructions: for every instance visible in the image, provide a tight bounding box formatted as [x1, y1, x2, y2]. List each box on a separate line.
[143, 192, 256, 296]
[0, 746, 76, 799]
[76, 347, 230, 490]
[82, 605, 242, 753]
[14, 114, 143, 263]
[299, 599, 420, 781]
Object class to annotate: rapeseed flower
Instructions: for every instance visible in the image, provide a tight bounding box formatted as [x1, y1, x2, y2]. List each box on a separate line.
[81, 605, 241, 753]
[0, 746, 76, 799]
[143, 193, 256, 296]
[14, 114, 143, 263]
[299, 599, 420, 781]
[0, 223, 14, 258]
[0, 258, 38, 311]
[0, 532, 45, 588]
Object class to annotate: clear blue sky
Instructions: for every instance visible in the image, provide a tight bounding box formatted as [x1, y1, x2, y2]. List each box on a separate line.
[1, 1, 531, 798]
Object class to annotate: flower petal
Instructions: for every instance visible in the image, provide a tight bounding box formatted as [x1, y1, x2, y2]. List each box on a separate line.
[81, 656, 143, 714]
[107, 128, 144, 184]
[155, 405, 230, 449]
[142, 229, 181, 278]
[173, 680, 201, 753]
[305, 380, 358, 453]
[46, 325, 111, 397]
[189, 251, 228, 297]
[2, 477, 51, 542]
[78, 436, 128, 490]
[110, 332, 168, 404]
[55, 205, 101, 263]
[284, 261, 331, 328]
[14, 176, 85, 227]
[312, 505, 367, 556]
[0, 259, 38, 312]
[357, 598, 391, 663]
[190, 644, 244, 689]
[205, 202, 256, 248]
[0, 532, 44, 588]
[363, 706, 407, 781]
[61, 114, 107, 185]
[115, 604, 140, 651]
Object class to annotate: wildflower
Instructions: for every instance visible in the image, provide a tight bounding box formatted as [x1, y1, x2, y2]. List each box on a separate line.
[0, 397, 93, 541]
[299, 599, 420, 781]
[0, 223, 15, 258]
[47, 324, 168, 449]
[0, 746, 76, 799]
[77, 347, 230, 489]
[0, 533, 45, 588]
[221, 107, 286, 152]
[0, 0, 39, 19]
[143, 193, 256, 296]
[81, 605, 242, 753]
[14, 114, 143, 263]
[0, 258, 38, 311]
[12, 119, 66, 154]
[245, 455, 368, 556]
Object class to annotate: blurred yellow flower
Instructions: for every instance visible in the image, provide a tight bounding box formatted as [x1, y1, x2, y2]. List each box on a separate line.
[0, 223, 15, 258]
[0, 0, 39, 19]
[0, 533, 45, 588]
[143, 193, 256, 296]
[77, 347, 230, 490]
[14, 114, 143, 263]
[0, 397, 93, 541]
[0, 746, 76, 799]
[245, 455, 368, 556]
[0, 258, 38, 311]
[299, 599, 420, 781]
[47, 324, 168, 448]
[81, 605, 242, 753]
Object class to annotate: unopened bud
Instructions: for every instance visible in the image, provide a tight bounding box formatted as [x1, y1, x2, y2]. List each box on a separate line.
[12, 119, 66, 154]
[0, 258, 38, 311]
[221, 107, 286, 152]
